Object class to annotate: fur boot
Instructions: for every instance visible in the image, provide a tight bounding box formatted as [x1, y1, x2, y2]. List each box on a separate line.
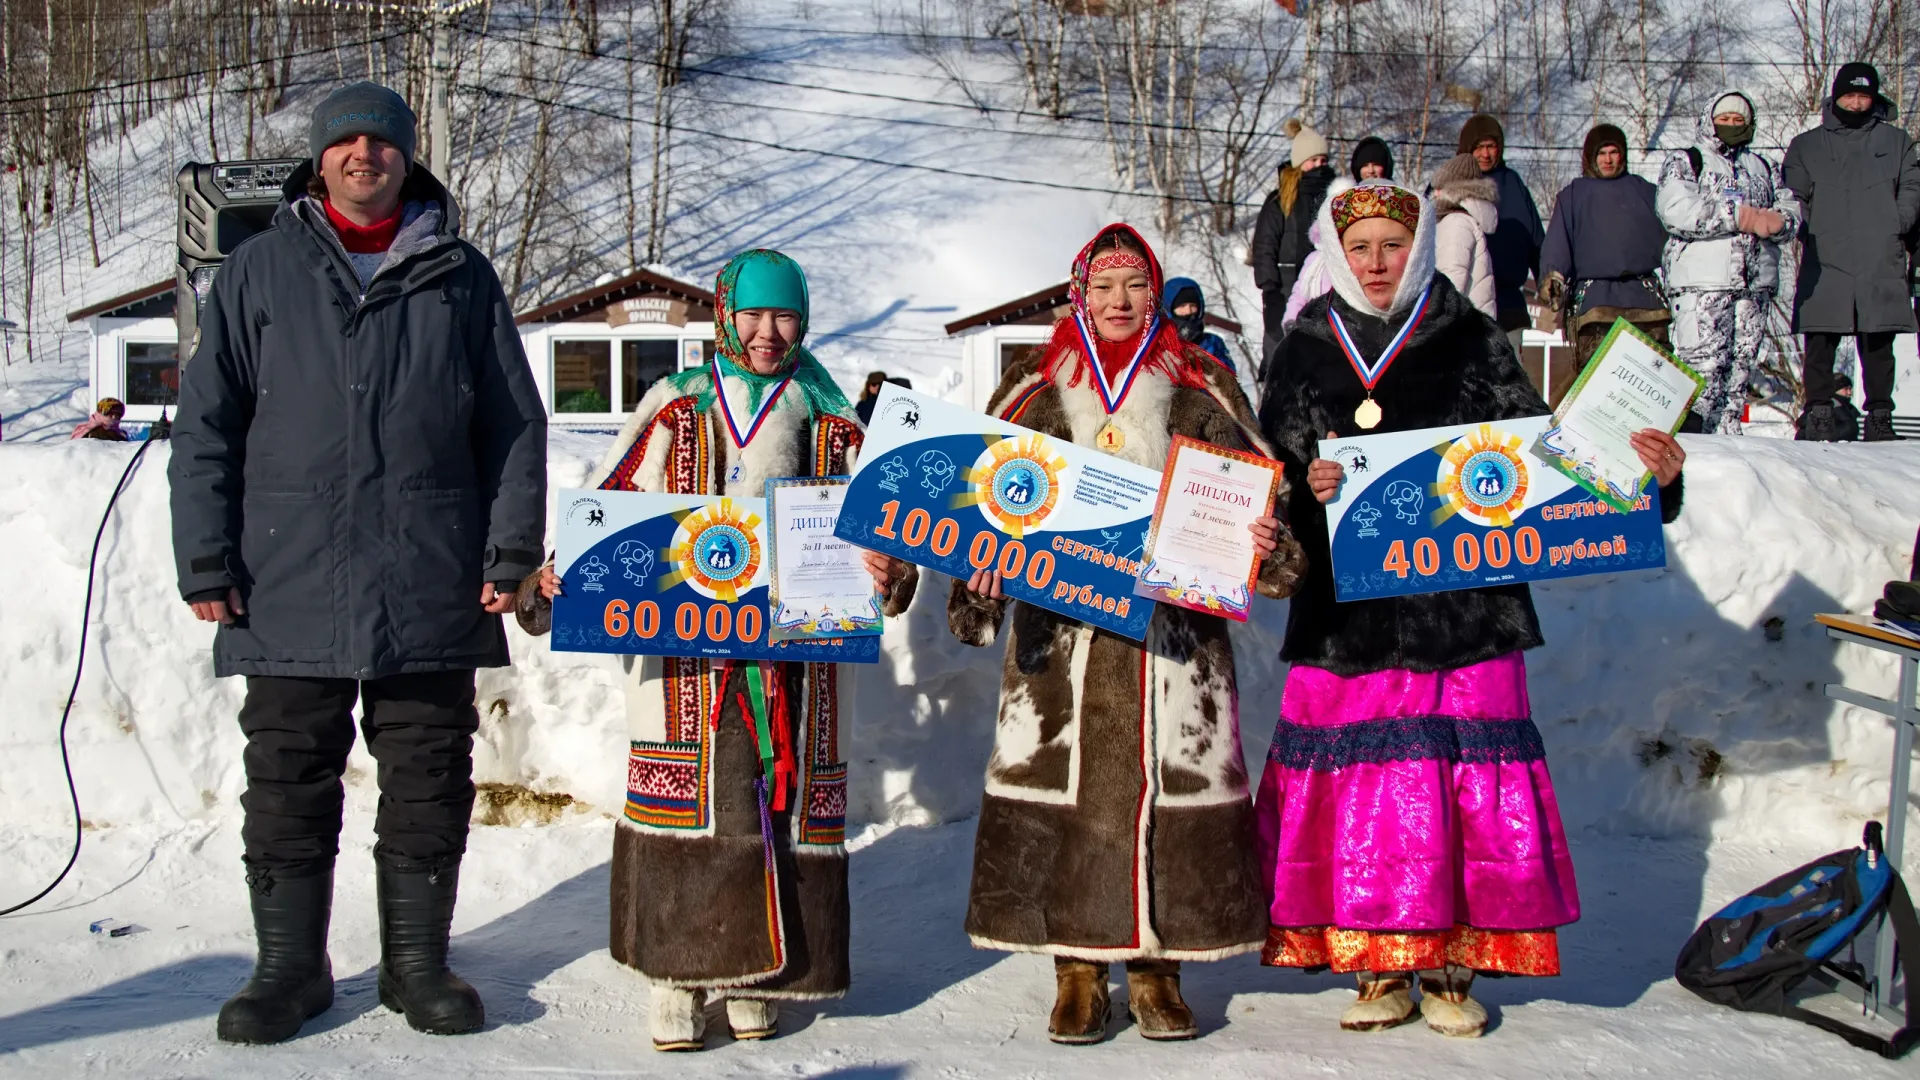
[1048, 958, 1111, 1045]
[1418, 964, 1488, 1037]
[649, 985, 708, 1051]
[1339, 970, 1417, 1032]
[1125, 959, 1199, 1040]
[725, 996, 778, 1041]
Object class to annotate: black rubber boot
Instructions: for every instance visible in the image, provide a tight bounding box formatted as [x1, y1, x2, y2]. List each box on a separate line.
[376, 855, 485, 1034]
[1865, 406, 1905, 442]
[1798, 402, 1836, 442]
[216, 864, 335, 1044]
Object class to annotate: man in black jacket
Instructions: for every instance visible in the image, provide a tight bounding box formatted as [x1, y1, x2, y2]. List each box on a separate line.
[169, 82, 547, 1045]
[1784, 62, 1920, 441]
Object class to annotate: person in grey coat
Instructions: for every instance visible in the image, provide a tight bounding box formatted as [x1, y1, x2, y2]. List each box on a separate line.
[168, 82, 546, 1045]
[1784, 62, 1920, 441]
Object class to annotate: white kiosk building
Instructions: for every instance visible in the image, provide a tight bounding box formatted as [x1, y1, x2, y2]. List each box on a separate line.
[515, 268, 716, 431]
[68, 280, 179, 434]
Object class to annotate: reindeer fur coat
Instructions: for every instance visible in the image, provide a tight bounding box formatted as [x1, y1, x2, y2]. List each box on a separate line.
[948, 340, 1307, 961]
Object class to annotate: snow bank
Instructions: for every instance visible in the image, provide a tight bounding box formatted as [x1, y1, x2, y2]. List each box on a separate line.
[1, 434, 1916, 849]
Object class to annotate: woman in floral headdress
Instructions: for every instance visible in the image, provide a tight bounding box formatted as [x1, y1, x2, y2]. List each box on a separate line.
[948, 223, 1307, 1045]
[520, 249, 917, 1051]
[1254, 181, 1688, 1037]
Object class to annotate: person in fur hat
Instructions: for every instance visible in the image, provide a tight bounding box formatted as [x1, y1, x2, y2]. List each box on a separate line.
[521, 249, 917, 1051]
[1540, 124, 1671, 405]
[949, 223, 1307, 1045]
[1458, 114, 1545, 352]
[1429, 154, 1500, 319]
[1254, 180, 1688, 1037]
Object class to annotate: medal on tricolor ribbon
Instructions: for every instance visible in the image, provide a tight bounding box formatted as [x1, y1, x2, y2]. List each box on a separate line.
[1072, 310, 1159, 431]
[712, 357, 795, 449]
[1327, 283, 1433, 431]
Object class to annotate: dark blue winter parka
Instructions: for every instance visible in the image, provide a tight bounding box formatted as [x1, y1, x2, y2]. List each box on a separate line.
[168, 163, 547, 679]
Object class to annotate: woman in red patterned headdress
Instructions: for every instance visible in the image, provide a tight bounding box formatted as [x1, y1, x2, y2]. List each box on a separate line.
[947, 223, 1307, 1045]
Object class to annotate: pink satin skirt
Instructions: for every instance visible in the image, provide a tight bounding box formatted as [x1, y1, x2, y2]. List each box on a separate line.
[1254, 653, 1580, 933]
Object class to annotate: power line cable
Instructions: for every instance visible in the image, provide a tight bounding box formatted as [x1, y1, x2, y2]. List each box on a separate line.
[0, 29, 408, 107]
[488, 12, 1881, 69]
[457, 79, 1268, 207]
[465, 23, 1790, 149]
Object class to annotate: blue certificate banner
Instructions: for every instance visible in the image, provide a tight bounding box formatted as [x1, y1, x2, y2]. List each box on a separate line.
[551, 489, 878, 662]
[838, 385, 1160, 640]
[1320, 416, 1667, 602]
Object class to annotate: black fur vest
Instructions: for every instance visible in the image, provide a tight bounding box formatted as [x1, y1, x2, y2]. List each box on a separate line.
[1257, 273, 1681, 676]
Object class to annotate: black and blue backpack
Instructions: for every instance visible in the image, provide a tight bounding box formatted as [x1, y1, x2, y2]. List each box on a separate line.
[1676, 822, 1918, 1058]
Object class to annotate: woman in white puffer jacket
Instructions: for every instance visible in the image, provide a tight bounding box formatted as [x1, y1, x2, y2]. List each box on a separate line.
[1428, 153, 1500, 319]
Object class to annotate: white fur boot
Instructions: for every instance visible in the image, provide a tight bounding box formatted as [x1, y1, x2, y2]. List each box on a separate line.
[648, 985, 707, 1051]
[1338, 970, 1417, 1032]
[1418, 964, 1488, 1038]
[725, 996, 778, 1041]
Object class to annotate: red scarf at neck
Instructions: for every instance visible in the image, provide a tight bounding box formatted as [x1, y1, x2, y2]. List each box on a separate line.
[1093, 326, 1148, 383]
[1040, 314, 1206, 398]
[323, 200, 403, 254]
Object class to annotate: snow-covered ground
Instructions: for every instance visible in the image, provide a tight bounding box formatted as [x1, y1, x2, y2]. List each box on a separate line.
[3, 416, 1918, 1077]
[5, 1, 1920, 1074]
[0, 817, 1911, 1079]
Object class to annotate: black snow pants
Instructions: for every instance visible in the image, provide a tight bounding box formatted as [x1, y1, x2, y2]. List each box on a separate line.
[1804, 331, 1897, 412]
[237, 670, 480, 875]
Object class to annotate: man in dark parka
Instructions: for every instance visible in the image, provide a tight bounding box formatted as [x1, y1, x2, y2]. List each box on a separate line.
[1784, 62, 1920, 441]
[1460, 113, 1547, 354]
[168, 82, 546, 1044]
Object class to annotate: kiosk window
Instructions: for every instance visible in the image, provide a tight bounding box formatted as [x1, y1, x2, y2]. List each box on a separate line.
[124, 341, 180, 406]
[999, 342, 1044, 377]
[621, 339, 679, 412]
[553, 339, 613, 413]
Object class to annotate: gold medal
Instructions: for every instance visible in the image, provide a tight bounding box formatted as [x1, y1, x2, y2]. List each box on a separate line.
[1329, 283, 1433, 435]
[1096, 421, 1127, 451]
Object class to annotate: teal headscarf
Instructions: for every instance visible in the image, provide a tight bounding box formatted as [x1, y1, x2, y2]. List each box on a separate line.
[663, 248, 852, 424]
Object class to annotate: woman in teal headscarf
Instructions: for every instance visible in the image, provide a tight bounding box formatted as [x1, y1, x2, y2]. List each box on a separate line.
[522, 250, 915, 1050]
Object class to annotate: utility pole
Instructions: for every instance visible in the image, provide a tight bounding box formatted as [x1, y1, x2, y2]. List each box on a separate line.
[428, 4, 451, 179]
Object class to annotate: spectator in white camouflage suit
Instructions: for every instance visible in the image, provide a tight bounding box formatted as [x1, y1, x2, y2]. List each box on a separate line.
[1655, 89, 1802, 433]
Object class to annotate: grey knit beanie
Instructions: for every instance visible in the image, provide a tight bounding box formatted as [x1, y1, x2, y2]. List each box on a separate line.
[309, 82, 418, 168]
[1430, 153, 1484, 189]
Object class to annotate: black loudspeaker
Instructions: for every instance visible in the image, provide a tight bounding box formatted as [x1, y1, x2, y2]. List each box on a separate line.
[175, 158, 302, 363]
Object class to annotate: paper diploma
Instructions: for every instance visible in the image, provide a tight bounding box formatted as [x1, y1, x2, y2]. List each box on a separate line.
[767, 477, 882, 642]
[1534, 319, 1703, 513]
[1133, 436, 1280, 621]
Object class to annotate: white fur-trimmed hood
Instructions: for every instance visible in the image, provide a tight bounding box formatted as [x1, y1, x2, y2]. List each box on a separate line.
[1314, 178, 1439, 320]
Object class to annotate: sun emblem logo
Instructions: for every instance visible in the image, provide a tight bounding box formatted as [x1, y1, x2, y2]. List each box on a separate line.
[953, 434, 1068, 538]
[1433, 425, 1530, 528]
[661, 498, 763, 602]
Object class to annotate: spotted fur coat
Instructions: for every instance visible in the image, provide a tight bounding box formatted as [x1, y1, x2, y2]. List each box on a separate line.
[948, 342, 1306, 961]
